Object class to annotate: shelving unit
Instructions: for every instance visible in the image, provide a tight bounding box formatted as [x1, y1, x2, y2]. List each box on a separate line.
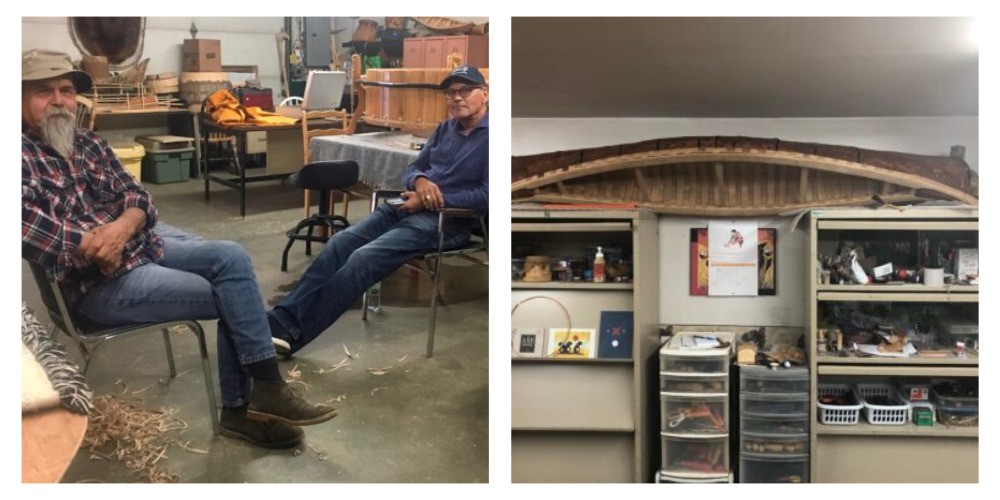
[807, 207, 979, 483]
[511, 209, 659, 483]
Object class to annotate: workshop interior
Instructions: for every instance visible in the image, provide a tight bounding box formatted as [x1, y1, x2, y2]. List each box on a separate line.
[21, 15, 489, 484]
[509, 16, 978, 484]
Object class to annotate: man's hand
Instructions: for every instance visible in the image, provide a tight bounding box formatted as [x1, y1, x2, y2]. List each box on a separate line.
[399, 191, 425, 213]
[85, 222, 131, 273]
[76, 208, 147, 275]
[413, 177, 445, 212]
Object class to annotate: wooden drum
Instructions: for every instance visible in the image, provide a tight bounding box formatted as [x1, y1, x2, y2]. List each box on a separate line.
[360, 68, 488, 135]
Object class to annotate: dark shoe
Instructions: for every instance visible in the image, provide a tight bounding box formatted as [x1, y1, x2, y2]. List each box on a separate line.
[220, 408, 303, 449]
[247, 378, 338, 426]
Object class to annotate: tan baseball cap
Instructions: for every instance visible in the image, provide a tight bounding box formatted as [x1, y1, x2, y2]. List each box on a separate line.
[22, 49, 92, 93]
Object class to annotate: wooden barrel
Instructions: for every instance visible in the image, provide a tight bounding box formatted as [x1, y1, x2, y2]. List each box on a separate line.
[179, 72, 231, 108]
[361, 68, 488, 134]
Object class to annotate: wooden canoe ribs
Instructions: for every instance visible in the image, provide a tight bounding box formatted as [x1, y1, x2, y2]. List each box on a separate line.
[511, 137, 978, 216]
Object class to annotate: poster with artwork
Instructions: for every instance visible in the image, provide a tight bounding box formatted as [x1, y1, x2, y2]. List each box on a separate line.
[708, 221, 758, 296]
[692, 227, 776, 295]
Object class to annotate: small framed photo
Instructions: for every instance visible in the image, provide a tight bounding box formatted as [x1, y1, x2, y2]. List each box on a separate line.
[512, 327, 545, 358]
[546, 328, 598, 359]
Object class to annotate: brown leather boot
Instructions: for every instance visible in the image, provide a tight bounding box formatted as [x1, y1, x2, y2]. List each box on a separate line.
[246, 378, 338, 426]
[220, 407, 303, 448]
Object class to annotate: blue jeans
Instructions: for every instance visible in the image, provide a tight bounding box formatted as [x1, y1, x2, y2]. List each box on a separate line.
[77, 223, 274, 408]
[269, 204, 471, 353]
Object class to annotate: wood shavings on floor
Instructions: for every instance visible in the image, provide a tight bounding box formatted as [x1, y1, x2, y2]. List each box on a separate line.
[343, 343, 363, 360]
[313, 358, 351, 374]
[81, 395, 187, 483]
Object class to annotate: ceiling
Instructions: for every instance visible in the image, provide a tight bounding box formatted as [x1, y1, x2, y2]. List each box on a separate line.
[512, 17, 978, 118]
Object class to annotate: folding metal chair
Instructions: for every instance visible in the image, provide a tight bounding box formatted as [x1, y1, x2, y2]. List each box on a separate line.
[361, 190, 489, 357]
[26, 260, 220, 434]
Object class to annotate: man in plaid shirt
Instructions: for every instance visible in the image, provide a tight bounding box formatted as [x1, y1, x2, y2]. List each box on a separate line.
[21, 49, 336, 449]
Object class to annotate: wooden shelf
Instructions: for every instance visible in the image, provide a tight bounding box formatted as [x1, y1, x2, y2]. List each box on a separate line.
[816, 284, 977, 293]
[808, 209, 979, 482]
[512, 357, 633, 365]
[815, 355, 978, 366]
[817, 220, 978, 231]
[817, 291, 977, 302]
[512, 426, 635, 433]
[512, 282, 634, 290]
[511, 208, 659, 483]
[817, 364, 978, 377]
[815, 422, 978, 438]
[511, 221, 632, 233]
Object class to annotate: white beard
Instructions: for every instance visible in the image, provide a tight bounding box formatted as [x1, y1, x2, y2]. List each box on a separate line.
[40, 107, 76, 160]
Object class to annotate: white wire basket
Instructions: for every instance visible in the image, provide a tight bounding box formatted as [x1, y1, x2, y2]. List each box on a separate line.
[817, 384, 862, 425]
[854, 383, 911, 425]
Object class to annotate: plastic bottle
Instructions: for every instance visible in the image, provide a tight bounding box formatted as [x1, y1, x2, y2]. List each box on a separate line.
[593, 246, 606, 283]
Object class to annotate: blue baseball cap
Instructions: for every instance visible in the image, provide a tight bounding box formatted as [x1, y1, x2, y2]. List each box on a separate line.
[439, 65, 486, 89]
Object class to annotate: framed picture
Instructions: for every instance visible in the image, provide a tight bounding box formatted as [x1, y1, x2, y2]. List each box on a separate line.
[757, 228, 777, 295]
[690, 228, 777, 295]
[597, 311, 634, 359]
[690, 228, 709, 295]
[512, 327, 545, 358]
[546, 328, 598, 359]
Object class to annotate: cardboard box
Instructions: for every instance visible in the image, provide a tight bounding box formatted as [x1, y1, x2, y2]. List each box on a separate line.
[245, 131, 267, 154]
[182, 39, 222, 72]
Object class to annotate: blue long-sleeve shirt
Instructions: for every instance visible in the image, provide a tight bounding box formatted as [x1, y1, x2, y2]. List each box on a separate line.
[401, 112, 488, 212]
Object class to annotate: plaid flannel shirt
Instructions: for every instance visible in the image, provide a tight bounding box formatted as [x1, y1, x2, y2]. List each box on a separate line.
[22, 128, 163, 308]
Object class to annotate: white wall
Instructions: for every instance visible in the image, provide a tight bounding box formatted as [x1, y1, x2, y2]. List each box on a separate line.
[23, 17, 286, 96]
[23, 16, 491, 103]
[513, 116, 978, 328]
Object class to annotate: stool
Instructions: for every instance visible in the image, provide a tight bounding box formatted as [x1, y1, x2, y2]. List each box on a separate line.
[281, 161, 360, 271]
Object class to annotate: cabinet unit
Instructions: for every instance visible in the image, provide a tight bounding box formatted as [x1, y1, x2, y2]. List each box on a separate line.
[738, 366, 810, 483]
[511, 209, 658, 483]
[807, 207, 978, 483]
[658, 332, 734, 482]
[403, 35, 488, 68]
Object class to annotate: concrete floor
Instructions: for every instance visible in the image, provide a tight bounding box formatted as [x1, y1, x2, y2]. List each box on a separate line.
[21, 177, 489, 483]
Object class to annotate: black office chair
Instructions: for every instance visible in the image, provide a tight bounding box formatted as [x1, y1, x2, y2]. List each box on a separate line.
[361, 190, 489, 358]
[280, 160, 360, 272]
[25, 260, 220, 434]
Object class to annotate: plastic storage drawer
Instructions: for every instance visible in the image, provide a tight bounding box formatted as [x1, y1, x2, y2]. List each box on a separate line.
[660, 432, 729, 475]
[741, 392, 809, 416]
[659, 352, 729, 374]
[937, 405, 978, 427]
[740, 412, 809, 434]
[659, 372, 728, 393]
[931, 382, 978, 410]
[660, 393, 729, 435]
[739, 453, 809, 483]
[740, 366, 809, 394]
[740, 432, 808, 456]
[932, 381, 978, 426]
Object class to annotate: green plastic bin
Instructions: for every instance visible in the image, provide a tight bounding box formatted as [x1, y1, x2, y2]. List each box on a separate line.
[141, 147, 194, 184]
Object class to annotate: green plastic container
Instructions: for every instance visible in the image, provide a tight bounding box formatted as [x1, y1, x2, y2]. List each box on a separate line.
[141, 148, 194, 184]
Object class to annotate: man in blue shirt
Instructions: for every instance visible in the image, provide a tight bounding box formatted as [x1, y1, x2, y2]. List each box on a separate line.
[267, 66, 488, 354]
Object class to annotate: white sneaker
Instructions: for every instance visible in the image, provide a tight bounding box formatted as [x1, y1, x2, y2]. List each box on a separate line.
[272, 337, 291, 356]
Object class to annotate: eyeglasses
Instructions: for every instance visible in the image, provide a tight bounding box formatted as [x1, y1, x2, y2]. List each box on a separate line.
[442, 86, 482, 99]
